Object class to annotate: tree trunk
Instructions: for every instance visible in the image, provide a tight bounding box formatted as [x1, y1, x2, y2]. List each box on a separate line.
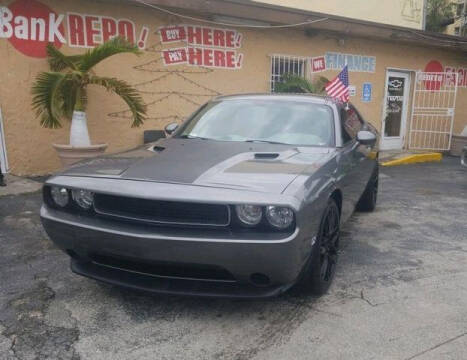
[70, 110, 91, 146]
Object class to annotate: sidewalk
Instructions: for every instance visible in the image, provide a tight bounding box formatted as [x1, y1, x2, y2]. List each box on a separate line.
[0, 174, 43, 197]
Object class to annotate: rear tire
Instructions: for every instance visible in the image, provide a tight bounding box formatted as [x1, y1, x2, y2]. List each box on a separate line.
[298, 198, 340, 296]
[356, 165, 379, 212]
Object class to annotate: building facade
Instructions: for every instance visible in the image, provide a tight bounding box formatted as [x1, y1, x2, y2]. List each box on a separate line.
[252, 0, 427, 30]
[0, 0, 466, 175]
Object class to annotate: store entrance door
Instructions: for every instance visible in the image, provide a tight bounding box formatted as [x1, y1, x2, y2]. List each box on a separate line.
[380, 71, 411, 150]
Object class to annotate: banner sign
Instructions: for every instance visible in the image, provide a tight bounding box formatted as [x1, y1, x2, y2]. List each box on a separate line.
[0, 0, 149, 58]
[159, 25, 244, 69]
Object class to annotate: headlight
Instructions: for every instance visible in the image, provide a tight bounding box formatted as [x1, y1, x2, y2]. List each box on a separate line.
[50, 186, 69, 207]
[71, 189, 94, 210]
[235, 204, 262, 226]
[265, 206, 294, 229]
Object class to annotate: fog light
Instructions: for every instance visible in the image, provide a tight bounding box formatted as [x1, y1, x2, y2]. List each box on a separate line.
[71, 189, 94, 210]
[235, 204, 262, 226]
[50, 186, 69, 207]
[265, 206, 294, 229]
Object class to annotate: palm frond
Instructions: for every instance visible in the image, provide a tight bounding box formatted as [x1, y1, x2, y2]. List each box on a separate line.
[31, 72, 69, 128]
[275, 73, 315, 94]
[59, 77, 80, 118]
[313, 76, 330, 95]
[79, 37, 141, 72]
[89, 76, 146, 127]
[46, 43, 81, 71]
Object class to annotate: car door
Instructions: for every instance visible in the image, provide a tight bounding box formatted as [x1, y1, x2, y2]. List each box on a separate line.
[347, 105, 376, 190]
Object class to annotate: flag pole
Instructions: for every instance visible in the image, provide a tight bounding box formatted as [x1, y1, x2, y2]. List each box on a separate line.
[345, 59, 350, 110]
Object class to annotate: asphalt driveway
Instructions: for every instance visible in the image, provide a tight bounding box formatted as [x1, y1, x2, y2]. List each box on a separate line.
[1, 158, 466, 360]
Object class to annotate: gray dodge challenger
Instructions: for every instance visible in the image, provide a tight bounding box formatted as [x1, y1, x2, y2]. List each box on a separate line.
[41, 94, 379, 298]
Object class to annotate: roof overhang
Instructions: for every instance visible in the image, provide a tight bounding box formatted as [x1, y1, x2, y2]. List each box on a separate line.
[121, 0, 467, 54]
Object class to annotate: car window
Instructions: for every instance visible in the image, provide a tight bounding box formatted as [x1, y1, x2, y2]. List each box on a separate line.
[340, 106, 363, 143]
[178, 99, 335, 147]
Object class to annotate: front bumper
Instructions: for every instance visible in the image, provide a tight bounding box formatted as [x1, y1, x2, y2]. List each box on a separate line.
[41, 205, 314, 298]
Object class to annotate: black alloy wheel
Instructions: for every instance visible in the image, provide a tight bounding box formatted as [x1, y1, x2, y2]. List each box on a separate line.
[319, 202, 340, 283]
[297, 198, 340, 295]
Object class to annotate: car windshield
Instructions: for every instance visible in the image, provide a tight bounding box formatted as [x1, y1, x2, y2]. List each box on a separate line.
[177, 99, 334, 146]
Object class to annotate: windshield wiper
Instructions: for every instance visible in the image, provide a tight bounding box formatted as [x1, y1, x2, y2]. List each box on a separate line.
[245, 139, 290, 145]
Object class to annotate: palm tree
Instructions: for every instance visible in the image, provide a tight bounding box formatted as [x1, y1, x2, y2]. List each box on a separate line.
[426, 0, 454, 33]
[32, 37, 146, 147]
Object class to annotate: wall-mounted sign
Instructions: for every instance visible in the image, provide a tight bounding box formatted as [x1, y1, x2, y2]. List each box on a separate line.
[422, 60, 444, 91]
[349, 85, 356, 97]
[325, 52, 376, 73]
[311, 56, 326, 72]
[0, 0, 149, 58]
[445, 66, 467, 88]
[423, 60, 467, 88]
[159, 25, 243, 69]
[362, 83, 372, 102]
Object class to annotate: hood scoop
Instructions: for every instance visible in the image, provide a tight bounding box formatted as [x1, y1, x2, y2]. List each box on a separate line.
[254, 153, 280, 160]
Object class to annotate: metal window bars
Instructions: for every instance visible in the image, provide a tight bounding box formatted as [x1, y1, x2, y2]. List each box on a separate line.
[269, 54, 309, 92]
[408, 72, 459, 151]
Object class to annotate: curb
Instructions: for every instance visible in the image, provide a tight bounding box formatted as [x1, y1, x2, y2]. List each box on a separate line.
[0, 175, 42, 197]
[380, 153, 442, 167]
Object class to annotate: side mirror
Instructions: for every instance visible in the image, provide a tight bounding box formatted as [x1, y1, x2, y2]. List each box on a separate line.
[164, 123, 179, 135]
[357, 130, 377, 146]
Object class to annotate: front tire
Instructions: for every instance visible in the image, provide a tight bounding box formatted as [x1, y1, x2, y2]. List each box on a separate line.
[298, 198, 340, 296]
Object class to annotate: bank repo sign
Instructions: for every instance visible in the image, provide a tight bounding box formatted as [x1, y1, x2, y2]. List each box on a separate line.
[0, 0, 149, 58]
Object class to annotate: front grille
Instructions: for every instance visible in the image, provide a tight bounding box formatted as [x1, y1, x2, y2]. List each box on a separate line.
[89, 253, 236, 282]
[93, 193, 230, 227]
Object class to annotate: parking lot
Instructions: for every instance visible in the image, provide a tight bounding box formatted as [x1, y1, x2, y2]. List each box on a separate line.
[0, 158, 466, 360]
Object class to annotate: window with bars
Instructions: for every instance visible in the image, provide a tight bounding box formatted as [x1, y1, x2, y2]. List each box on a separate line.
[270, 54, 308, 92]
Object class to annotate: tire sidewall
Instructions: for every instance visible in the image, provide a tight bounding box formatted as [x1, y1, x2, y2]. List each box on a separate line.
[301, 198, 340, 295]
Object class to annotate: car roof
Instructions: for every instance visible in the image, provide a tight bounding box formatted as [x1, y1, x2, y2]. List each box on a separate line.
[212, 93, 341, 106]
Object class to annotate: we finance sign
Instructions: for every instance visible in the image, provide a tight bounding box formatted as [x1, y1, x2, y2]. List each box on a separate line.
[0, 0, 149, 58]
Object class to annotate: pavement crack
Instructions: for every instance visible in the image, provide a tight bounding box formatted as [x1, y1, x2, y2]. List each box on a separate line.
[360, 290, 379, 307]
[404, 332, 467, 360]
[1, 281, 81, 360]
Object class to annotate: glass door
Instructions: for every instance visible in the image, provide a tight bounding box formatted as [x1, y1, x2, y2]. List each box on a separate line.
[380, 71, 411, 150]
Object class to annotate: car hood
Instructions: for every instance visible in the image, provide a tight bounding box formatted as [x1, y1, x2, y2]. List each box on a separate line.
[60, 138, 334, 194]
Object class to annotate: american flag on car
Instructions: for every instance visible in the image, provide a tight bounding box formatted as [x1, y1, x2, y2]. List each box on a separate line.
[325, 65, 350, 103]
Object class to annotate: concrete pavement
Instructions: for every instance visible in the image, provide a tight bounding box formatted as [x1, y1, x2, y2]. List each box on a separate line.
[0, 175, 42, 197]
[0, 158, 466, 360]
